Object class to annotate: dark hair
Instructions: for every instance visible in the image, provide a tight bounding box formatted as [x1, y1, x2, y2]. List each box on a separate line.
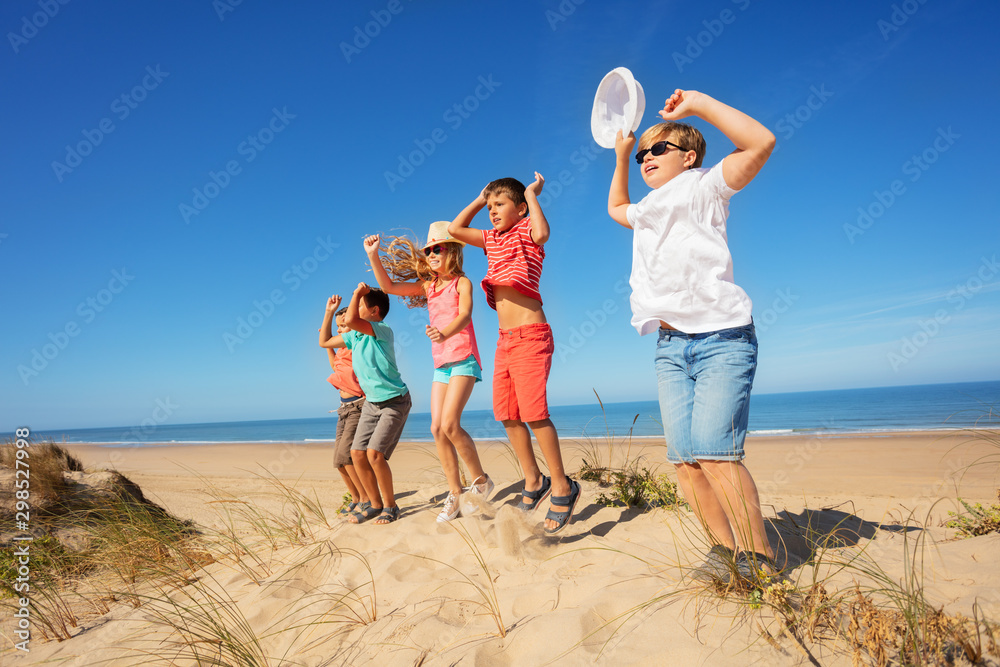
[363, 288, 390, 320]
[483, 177, 527, 207]
[335, 307, 348, 317]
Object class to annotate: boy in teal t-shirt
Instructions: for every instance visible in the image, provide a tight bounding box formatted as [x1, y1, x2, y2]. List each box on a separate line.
[320, 283, 411, 525]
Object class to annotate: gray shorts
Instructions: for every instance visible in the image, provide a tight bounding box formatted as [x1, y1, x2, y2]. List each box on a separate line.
[334, 398, 365, 467]
[352, 391, 411, 460]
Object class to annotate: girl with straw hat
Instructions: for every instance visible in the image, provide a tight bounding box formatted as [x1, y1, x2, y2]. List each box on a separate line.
[363, 222, 494, 522]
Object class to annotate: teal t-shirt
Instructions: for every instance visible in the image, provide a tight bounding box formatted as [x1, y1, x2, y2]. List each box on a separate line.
[342, 321, 408, 403]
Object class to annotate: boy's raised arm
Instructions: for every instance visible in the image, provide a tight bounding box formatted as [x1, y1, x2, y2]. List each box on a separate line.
[364, 234, 425, 296]
[319, 295, 345, 349]
[448, 190, 487, 248]
[660, 89, 775, 191]
[608, 130, 636, 228]
[343, 282, 375, 337]
[525, 171, 550, 245]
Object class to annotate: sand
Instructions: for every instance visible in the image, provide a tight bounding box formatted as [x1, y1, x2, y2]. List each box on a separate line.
[7, 431, 1000, 665]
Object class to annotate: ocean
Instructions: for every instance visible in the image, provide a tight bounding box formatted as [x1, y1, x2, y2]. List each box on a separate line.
[25, 381, 1000, 447]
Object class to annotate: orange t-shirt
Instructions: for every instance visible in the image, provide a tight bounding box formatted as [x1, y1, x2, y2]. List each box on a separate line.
[327, 348, 364, 398]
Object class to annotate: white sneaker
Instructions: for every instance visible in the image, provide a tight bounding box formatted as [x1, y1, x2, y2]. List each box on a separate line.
[461, 476, 495, 516]
[436, 492, 460, 523]
[467, 475, 495, 501]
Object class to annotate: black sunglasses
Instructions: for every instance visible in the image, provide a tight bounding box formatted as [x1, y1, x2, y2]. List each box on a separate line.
[635, 140, 689, 164]
[423, 244, 446, 256]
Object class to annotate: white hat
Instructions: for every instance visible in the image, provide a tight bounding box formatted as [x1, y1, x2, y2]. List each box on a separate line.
[591, 67, 646, 149]
[423, 220, 464, 249]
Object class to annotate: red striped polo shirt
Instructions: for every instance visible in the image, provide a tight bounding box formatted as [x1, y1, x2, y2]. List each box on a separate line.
[480, 217, 544, 310]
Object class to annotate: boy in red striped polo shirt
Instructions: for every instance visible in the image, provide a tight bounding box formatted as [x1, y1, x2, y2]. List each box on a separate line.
[450, 172, 581, 534]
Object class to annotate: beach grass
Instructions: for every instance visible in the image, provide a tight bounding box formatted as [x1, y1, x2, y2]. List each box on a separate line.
[0, 439, 205, 645]
[4, 428, 1000, 664]
[411, 521, 507, 639]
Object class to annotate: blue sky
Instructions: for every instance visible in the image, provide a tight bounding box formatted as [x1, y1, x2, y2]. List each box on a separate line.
[2, 0, 998, 432]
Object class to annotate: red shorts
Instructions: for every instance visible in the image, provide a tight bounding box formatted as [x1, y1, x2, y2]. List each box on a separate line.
[493, 323, 553, 423]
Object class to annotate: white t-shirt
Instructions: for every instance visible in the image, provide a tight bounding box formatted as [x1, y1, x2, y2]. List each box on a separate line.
[625, 161, 753, 335]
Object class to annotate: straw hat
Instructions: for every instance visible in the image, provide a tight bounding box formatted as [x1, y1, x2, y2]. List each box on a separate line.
[423, 220, 464, 249]
[591, 66, 646, 149]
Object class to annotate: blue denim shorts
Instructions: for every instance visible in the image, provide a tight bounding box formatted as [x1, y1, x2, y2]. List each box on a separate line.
[655, 323, 757, 464]
[432, 354, 482, 384]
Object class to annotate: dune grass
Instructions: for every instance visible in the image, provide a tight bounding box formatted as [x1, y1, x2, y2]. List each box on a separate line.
[557, 418, 1000, 665]
[411, 521, 507, 639]
[0, 439, 206, 644]
[946, 492, 1000, 538]
[575, 392, 686, 511]
[5, 423, 1000, 664]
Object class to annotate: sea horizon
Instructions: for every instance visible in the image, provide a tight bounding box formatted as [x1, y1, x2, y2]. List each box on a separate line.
[21, 380, 1000, 446]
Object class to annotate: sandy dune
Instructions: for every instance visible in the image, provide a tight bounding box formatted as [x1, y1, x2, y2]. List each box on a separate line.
[7, 431, 999, 665]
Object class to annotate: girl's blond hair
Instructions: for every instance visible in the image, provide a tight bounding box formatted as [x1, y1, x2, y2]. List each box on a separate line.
[377, 234, 465, 309]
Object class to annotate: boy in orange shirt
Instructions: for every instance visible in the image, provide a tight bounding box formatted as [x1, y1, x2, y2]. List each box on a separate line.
[319, 303, 369, 516]
[450, 172, 580, 534]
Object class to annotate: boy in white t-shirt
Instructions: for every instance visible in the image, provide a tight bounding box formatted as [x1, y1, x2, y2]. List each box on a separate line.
[607, 89, 777, 584]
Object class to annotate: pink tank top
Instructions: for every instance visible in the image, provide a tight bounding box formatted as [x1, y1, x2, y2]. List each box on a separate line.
[427, 277, 481, 369]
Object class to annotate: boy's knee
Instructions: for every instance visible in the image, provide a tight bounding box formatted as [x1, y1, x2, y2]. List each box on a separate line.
[351, 450, 367, 465]
[367, 449, 385, 464]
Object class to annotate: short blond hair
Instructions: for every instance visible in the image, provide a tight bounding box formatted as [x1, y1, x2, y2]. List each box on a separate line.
[637, 122, 706, 169]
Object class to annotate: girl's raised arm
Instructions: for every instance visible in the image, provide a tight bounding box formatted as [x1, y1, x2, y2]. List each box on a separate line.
[364, 234, 425, 297]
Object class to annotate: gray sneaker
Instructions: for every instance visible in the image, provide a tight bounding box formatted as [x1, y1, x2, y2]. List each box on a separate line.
[690, 545, 736, 583]
[736, 551, 780, 587]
